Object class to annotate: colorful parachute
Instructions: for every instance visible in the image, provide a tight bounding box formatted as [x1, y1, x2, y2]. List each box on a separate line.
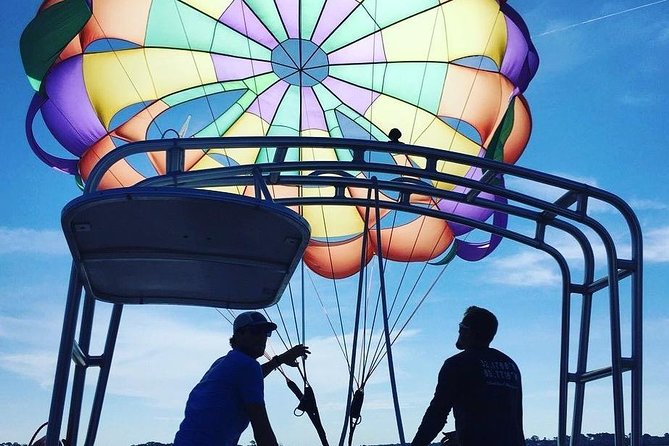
[21, 0, 538, 278]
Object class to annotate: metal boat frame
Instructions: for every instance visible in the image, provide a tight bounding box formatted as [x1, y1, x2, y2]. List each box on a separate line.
[46, 136, 642, 446]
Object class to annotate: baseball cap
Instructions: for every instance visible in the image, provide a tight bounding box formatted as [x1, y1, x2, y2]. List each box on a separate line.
[233, 311, 278, 333]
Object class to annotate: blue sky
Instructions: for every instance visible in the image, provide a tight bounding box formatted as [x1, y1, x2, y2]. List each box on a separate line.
[1, 1, 668, 445]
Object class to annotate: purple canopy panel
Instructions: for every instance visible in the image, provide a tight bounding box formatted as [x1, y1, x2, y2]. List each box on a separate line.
[328, 31, 387, 64]
[301, 87, 328, 131]
[276, 0, 300, 39]
[500, 3, 539, 93]
[436, 166, 491, 235]
[322, 77, 379, 117]
[219, 0, 278, 48]
[438, 185, 496, 236]
[212, 55, 272, 82]
[247, 80, 289, 122]
[42, 55, 107, 157]
[311, 0, 360, 45]
[26, 94, 79, 174]
[453, 186, 509, 262]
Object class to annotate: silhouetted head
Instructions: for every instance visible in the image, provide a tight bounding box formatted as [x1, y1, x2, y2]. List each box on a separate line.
[388, 128, 402, 142]
[229, 311, 277, 358]
[456, 306, 498, 350]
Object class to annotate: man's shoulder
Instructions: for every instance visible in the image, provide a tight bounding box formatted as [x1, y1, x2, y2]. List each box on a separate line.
[207, 350, 260, 375]
[443, 350, 470, 367]
[226, 350, 262, 370]
[446, 347, 517, 364]
[487, 347, 518, 363]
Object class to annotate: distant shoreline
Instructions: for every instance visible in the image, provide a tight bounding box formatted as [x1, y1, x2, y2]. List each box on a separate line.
[4, 432, 669, 446]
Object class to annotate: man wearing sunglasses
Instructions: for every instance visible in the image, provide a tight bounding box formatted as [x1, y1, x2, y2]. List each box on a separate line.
[174, 311, 310, 446]
[411, 306, 525, 446]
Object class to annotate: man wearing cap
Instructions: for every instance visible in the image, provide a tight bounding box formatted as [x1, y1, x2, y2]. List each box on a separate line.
[174, 311, 310, 446]
[410, 306, 525, 446]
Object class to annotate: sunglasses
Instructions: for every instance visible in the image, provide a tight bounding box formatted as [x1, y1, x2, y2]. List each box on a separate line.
[244, 326, 273, 337]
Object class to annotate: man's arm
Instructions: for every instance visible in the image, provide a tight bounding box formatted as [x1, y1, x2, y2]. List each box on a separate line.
[246, 403, 278, 446]
[261, 344, 310, 377]
[411, 364, 453, 446]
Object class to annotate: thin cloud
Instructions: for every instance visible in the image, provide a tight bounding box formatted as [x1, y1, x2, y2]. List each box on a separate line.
[506, 172, 598, 202]
[629, 198, 668, 211]
[504, 174, 620, 215]
[0, 308, 356, 409]
[0, 304, 419, 416]
[487, 251, 562, 287]
[619, 92, 657, 106]
[0, 351, 55, 387]
[644, 227, 669, 262]
[660, 24, 669, 41]
[0, 227, 68, 255]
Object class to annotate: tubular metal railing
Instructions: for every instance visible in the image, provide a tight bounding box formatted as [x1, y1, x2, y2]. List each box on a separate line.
[47, 136, 642, 446]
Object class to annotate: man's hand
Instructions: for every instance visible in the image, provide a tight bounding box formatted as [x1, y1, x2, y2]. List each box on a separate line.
[440, 431, 458, 446]
[278, 344, 310, 367]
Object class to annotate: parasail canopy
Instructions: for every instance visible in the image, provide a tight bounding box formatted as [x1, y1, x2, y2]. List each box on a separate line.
[21, 0, 539, 278]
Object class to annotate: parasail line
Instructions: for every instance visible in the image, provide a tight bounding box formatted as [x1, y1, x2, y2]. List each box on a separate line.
[536, 0, 669, 36]
[288, 279, 301, 348]
[319, 1, 449, 55]
[361, 201, 403, 387]
[306, 198, 353, 370]
[301, 261, 307, 377]
[367, 257, 453, 380]
[384, 177, 435, 322]
[362, 194, 402, 378]
[306, 0, 329, 42]
[372, 182, 407, 446]
[366, 0, 383, 144]
[172, 0, 223, 139]
[369, 209, 482, 379]
[370, 194, 437, 346]
[268, 300, 293, 350]
[408, 4, 442, 145]
[444, 8, 502, 153]
[367, 196, 465, 381]
[84, 13, 168, 139]
[358, 190, 440, 391]
[338, 186, 374, 446]
[306, 268, 352, 369]
[441, 6, 513, 230]
[238, 0, 269, 137]
[214, 308, 233, 325]
[364, 204, 439, 385]
[313, 189, 352, 366]
[359, 253, 380, 386]
[311, 0, 364, 54]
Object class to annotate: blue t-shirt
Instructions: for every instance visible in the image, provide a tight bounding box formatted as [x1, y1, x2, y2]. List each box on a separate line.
[174, 349, 264, 446]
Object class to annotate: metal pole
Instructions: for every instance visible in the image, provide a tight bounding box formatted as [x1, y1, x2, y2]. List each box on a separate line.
[630, 223, 643, 446]
[570, 242, 596, 446]
[65, 292, 97, 446]
[83, 304, 123, 446]
[373, 181, 406, 446]
[607, 257, 626, 446]
[338, 189, 373, 446]
[47, 262, 84, 446]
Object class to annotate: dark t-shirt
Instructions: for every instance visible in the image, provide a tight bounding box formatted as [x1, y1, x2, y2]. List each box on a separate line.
[174, 349, 264, 446]
[411, 347, 525, 446]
